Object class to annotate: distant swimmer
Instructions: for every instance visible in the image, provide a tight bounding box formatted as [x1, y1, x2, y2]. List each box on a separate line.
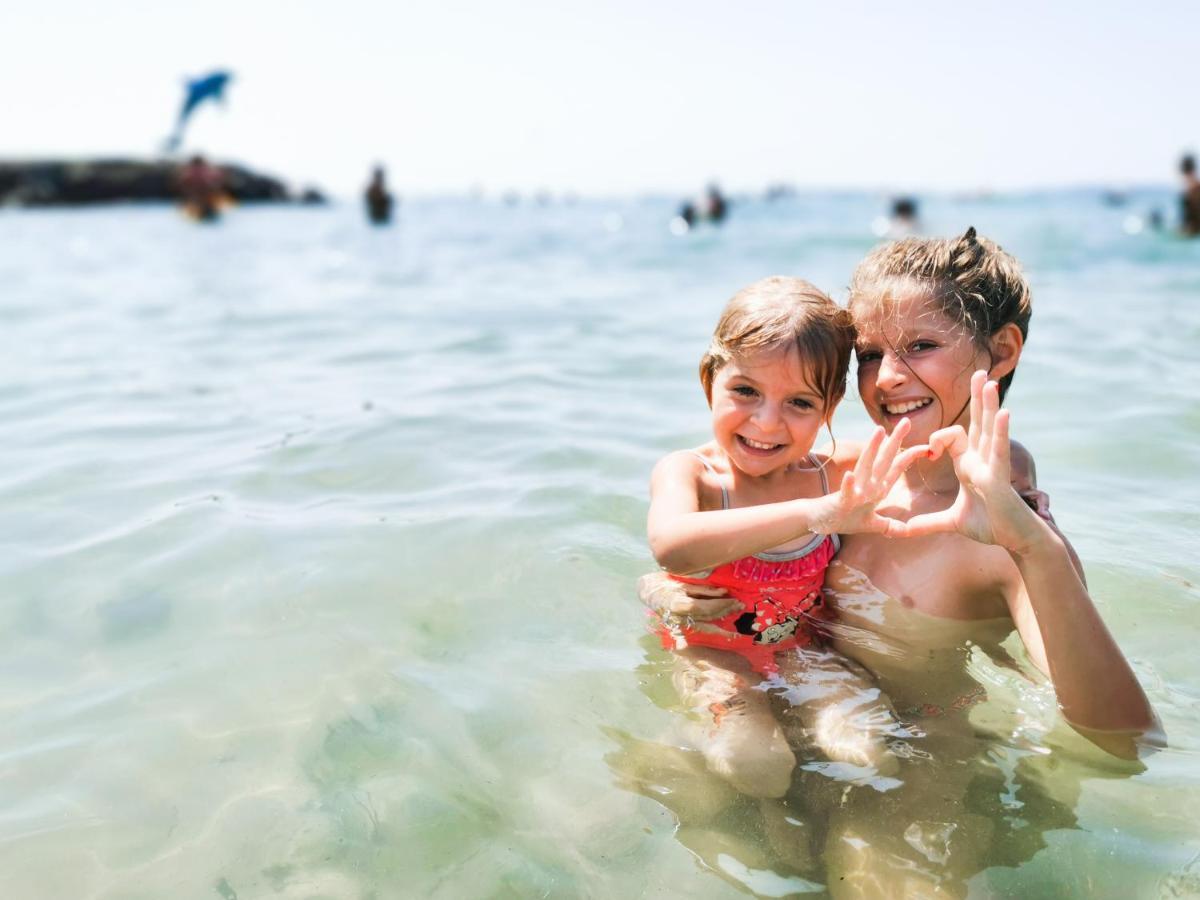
[702, 183, 728, 223]
[164, 70, 234, 153]
[890, 196, 920, 235]
[175, 155, 227, 221]
[671, 183, 729, 233]
[871, 196, 921, 238]
[1180, 154, 1200, 237]
[365, 165, 394, 225]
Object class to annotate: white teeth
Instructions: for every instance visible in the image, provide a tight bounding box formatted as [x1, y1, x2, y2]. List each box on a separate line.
[884, 398, 933, 415]
[742, 437, 780, 450]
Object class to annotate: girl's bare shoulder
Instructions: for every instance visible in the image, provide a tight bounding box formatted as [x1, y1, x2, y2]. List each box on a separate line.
[650, 444, 728, 502]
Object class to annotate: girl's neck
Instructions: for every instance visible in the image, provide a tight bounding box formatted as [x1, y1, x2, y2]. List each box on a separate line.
[900, 451, 959, 494]
[725, 455, 810, 495]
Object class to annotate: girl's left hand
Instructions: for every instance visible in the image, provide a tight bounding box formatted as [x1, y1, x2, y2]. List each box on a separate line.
[637, 572, 742, 622]
[896, 371, 1047, 553]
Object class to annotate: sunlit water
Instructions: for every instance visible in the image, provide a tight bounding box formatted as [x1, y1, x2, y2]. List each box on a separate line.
[1, 193, 1198, 899]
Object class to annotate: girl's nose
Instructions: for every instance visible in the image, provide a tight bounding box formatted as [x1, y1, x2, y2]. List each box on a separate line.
[875, 351, 906, 390]
[752, 403, 783, 432]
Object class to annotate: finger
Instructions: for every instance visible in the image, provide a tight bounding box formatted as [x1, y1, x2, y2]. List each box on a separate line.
[885, 509, 957, 538]
[885, 444, 929, 487]
[968, 370, 986, 450]
[876, 514, 918, 538]
[678, 595, 742, 620]
[680, 583, 730, 599]
[687, 620, 739, 637]
[637, 571, 668, 592]
[993, 406, 1011, 471]
[979, 380, 999, 459]
[637, 572, 672, 608]
[855, 426, 886, 485]
[839, 469, 857, 501]
[873, 417, 909, 483]
[926, 425, 967, 461]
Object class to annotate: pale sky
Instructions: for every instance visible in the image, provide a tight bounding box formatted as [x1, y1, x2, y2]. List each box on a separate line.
[2, 0, 1196, 197]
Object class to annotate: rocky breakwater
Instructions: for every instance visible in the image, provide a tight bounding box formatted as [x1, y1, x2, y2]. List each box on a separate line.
[0, 158, 325, 207]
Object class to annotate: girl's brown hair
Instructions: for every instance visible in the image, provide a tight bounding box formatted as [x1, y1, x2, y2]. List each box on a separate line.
[699, 276, 854, 421]
[848, 227, 1032, 400]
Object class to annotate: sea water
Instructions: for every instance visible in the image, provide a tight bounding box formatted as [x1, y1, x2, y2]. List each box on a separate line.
[1, 193, 1198, 898]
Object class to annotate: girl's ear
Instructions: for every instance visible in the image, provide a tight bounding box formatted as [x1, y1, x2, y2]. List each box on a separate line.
[987, 323, 1023, 380]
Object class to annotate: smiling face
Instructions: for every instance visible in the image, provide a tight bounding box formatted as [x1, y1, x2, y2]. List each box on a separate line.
[853, 292, 991, 444]
[710, 344, 830, 476]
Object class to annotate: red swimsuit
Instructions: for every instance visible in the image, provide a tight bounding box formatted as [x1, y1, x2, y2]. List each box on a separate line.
[657, 454, 839, 675]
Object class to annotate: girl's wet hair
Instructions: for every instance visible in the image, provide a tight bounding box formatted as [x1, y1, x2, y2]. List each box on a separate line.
[848, 227, 1032, 400]
[699, 277, 854, 420]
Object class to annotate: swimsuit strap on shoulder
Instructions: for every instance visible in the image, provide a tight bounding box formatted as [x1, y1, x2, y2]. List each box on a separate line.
[809, 456, 841, 554]
[810, 453, 830, 494]
[688, 451, 730, 510]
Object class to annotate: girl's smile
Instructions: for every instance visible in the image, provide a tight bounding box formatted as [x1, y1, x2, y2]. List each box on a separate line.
[710, 345, 827, 477]
[736, 434, 786, 454]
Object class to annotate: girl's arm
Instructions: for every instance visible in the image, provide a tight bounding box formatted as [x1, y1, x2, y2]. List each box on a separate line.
[648, 451, 826, 574]
[901, 373, 1159, 754]
[648, 423, 924, 574]
[1003, 522, 1159, 756]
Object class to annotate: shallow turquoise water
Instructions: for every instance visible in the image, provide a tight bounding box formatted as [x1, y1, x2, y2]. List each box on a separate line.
[1, 194, 1198, 898]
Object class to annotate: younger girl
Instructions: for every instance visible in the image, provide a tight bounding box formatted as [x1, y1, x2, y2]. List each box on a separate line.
[646, 276, 925, 800]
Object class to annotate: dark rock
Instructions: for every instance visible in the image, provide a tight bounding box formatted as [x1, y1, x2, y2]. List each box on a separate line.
[0, 158, 311, 207]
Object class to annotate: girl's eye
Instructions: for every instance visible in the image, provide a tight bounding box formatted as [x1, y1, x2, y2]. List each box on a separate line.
[856, 350, 881, 364]
[790, 398, 815, 410]
[908, 341, 937, 353]
[732, 385, 757, 397]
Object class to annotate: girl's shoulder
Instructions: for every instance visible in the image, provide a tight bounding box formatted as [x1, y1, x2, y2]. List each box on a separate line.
[651, 444, 728, 488]
[653, 442, 725, 471]
[650, 444, 729, 510]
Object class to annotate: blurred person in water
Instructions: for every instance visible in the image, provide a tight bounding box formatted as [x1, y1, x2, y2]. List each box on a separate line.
[673, 183, 729, 232]
[365, 164, 394, 225]
[641, 228, 1159, 895]
[175, 155, 227, 222]
[889, 196, 920, 237]
[1179, 153, 1200, 237]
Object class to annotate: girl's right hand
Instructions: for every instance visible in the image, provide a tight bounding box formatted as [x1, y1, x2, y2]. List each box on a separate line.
[899, 372, 1048, 554]
[637, 572, 741, 622]
[808, 418, 929, 536]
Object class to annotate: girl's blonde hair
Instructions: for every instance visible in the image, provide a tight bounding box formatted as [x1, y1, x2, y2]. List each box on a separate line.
[699, 276, 854, 421]
[848, 227, 1032, 400]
